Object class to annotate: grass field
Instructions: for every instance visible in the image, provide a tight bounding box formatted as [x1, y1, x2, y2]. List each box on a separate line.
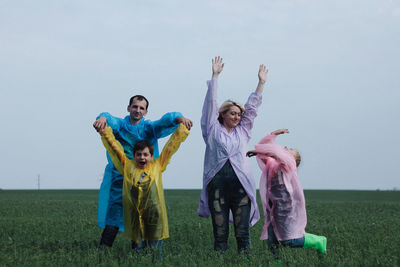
[0, 189, 399, 266]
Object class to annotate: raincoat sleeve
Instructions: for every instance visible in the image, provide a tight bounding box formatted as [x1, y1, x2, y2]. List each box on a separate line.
[100, 127, 128, 174]
[254, 134, 296, 172]
[240, 92, 262, 136]
[201, 79, 218, 140]
[259, 133, 277, 144]
[97, 112, 123, 132]
[158, 123, 190, 172]
[150, 112, 183, 139]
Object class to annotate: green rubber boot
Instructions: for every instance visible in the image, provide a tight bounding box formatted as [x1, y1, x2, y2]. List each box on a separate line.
[304, 233, 327, 254]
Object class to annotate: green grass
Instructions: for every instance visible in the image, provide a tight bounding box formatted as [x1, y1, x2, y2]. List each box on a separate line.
[0, 189, 399, 266]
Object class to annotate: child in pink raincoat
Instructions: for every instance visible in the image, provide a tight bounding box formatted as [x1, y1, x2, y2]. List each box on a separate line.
[247, 129, 327, 257]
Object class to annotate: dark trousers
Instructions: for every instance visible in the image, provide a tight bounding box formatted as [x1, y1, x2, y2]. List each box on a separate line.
[207, 161, 251, 252]
[132, 235, 163, 253]
[99, 225, 119, 247]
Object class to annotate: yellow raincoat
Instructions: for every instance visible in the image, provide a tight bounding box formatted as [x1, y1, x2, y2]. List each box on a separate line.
[100, 123, 189, 242]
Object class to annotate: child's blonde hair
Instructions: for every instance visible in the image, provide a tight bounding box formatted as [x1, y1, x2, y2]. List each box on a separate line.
[293, 149, 301, 167]
[217, 100, 244, 124]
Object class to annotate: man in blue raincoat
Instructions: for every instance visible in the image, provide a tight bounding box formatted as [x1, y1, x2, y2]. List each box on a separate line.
[93, 95, 193, 249]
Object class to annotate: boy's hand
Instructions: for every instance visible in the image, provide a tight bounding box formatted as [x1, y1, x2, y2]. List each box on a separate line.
[246, 150, 257, 157]
[93, 116, 108, 132]
[175, 116, 193, 130]
[271, 129, 289, 136]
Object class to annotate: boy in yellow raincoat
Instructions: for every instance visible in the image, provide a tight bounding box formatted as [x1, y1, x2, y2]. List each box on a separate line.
[99, 123, 189, 254]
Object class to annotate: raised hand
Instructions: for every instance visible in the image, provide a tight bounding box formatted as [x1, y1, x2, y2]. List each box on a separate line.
[175, 116, 193, 130]
[93, 116, 108, 132]
[258, 64, 268, 84]
[212, 56, 224, 79]
[255, 64, 268, 94]
[271, 129, 289, 136]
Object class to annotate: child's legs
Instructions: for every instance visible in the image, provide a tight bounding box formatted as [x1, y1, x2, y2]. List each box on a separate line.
[267, 224, 279, 257]
[132, 235, 146, 251]
[280, 236, 305, 248]
[269, 174, 302, 248]
[132, 237, 163, 262]
[147, 240, 163, 262]
[147, 240, 163, 253]
[230, 179, 251, 252]
[141, 188, 163, 240]
[268, 224, 305, 251]
[132, 236, 163, 251]
[207, 169, 231, 251]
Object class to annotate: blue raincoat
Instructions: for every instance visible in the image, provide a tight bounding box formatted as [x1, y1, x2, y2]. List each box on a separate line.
[97, 111, 182, 231]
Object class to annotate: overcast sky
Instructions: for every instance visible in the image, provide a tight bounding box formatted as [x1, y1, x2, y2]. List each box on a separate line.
[1, 0, 399, 190]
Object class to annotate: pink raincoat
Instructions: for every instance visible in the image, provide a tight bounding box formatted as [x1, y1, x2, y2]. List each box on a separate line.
[254, 134, 306, 241]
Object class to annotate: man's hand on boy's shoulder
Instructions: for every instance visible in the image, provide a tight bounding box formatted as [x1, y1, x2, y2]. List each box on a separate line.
[175, 116, 193, 130]
[93, 116, 108, 132]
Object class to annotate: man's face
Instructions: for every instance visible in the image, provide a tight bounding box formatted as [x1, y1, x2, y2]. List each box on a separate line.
[134, 147, 154, 169]
[127, 98, 148, 123]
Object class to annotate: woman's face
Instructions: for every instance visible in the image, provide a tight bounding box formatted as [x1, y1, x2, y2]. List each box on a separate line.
[221, 106, 242, 130]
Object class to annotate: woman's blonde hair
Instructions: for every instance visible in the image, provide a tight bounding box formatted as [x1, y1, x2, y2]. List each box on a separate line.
[217, 100, 244, 124]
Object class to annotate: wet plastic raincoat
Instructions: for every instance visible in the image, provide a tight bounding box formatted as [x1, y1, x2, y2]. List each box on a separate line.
[100, 123, 189, 242]
[97, 112, 182, 231]
[198, 78, 261, 227]
[254, 133, 307, 241]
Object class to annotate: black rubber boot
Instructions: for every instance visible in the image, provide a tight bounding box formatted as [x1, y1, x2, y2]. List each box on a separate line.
[99, 225, 119, 249]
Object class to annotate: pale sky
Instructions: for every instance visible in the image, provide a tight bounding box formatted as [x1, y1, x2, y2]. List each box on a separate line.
[1, 0, 399, 190]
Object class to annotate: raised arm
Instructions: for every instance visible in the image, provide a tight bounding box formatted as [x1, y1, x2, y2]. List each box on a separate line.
[253, 129, 295, 171]
[93, 112, 123, 132]
[175, 116, 193, 131]
[201, 56, 224, 139]
[149, 111, 185, 139]
[211, 56, 224, 80]
[255, 64, 268, 94]
[259, 129, 289, 144]
[100, 127, 128, 174]
[239, 65, 267, 132]
[157, 123, 190, 172]
[248, 129, 290, 156]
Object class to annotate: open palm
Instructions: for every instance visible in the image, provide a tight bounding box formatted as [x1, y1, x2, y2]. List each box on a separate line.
[258, 64, 268, 84]
[212, 56, 224, 75]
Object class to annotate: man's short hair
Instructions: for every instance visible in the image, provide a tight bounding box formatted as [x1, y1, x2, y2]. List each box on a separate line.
[133, 140, 154, 156]
[129, 95, 149, 110]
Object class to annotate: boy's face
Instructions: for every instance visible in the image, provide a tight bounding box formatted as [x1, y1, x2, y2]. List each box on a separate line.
[134, 147, 154, 169]
[127, 98, 148, 122]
